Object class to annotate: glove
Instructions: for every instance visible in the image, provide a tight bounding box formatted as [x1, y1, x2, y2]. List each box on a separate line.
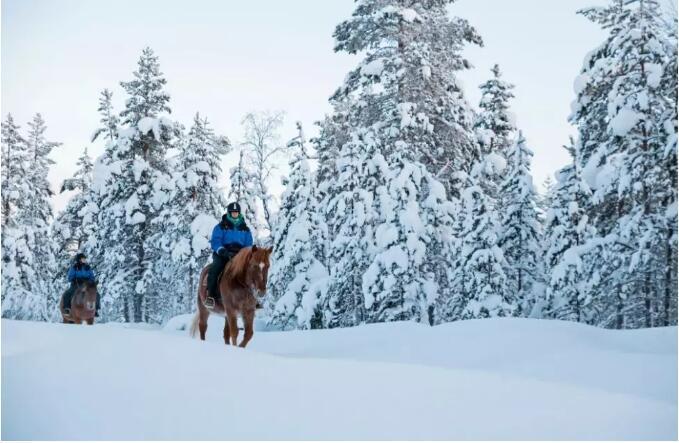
[217, 247, 229, 258]
[226, 243, 242, 253]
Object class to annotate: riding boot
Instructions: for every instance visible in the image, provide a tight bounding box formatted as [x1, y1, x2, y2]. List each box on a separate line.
[207, 252, 228, 301]
[63, 284, 75, 312]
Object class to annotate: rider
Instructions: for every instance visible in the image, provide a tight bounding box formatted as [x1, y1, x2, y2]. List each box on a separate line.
[63, 253, 100, 316]
[207, 202, 254, 302]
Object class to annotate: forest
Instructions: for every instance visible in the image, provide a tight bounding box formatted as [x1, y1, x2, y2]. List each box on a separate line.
[1, 0, 677, 331]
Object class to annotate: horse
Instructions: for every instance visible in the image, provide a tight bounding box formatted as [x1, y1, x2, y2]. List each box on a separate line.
[60, 280, 98, 325]
[190, 245, 271, 348]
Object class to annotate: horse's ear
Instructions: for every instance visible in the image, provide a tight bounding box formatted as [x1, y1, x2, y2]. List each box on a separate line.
[252, 245, 258, 252]
[266, 246, 273, 254]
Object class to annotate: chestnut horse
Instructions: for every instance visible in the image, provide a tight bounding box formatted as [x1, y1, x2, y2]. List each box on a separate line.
[190, 246, 271, 348]
[60, 281, 98, 325]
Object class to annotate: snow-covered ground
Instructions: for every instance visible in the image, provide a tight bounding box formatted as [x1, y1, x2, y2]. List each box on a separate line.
[2, 317, 677, 440]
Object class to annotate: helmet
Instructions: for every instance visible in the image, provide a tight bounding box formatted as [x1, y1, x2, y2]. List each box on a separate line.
[227, 202, 241, 213]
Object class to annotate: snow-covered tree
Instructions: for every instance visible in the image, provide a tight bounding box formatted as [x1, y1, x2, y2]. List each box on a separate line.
[1, 114, 40, 320]
[322, 130, 379, 328]
[88, 47, 180, 322]
[228, 148, 262, 238]
[543, 142, 596, 323]
[52, 148, 94, 283]
[150, 113, 230, 319]
[91, 89, 120, 143]
[331, 0, 482, 196]
[498, 132, 542, 315]
[1, 114, 26, 233]
[568, 0, 677, 328]
[475, 64, 516, 158]
[2, 114, 60, 320]
[268, 124, 328, 330]
[449, 157, 513, 320]
[317, 0, 469, 328]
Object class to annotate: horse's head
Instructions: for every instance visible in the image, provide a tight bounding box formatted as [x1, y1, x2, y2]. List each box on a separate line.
[73, 280, 98, 312]
[246, 245, 272, 295]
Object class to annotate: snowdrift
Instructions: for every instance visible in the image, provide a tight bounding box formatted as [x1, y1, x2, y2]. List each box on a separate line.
[2, 317, 677, 440]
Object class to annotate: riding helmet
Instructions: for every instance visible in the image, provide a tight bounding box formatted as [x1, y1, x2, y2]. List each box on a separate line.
[227, 202, 241, 213]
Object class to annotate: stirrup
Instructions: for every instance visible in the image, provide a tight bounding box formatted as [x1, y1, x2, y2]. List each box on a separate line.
[204, 297, 215, 309]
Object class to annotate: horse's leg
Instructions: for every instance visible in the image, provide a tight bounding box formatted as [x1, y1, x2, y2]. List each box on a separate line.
[199, 309, 209, 341]
[223, 316, 231, 345]
[86, 318, 94, 325]
[239, 309, 255, 348]
[226, 308, 239, 346]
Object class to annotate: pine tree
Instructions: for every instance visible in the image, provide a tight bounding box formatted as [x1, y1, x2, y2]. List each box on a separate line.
[228, 148, 262, 239]
[498, 132, 542, 315]
[1, 114, 44, 320]
[543, 141, 597, 323]
[150, 113, 230, 320]
[25, 114, 61, 318]
[52, 148, 94, 286]
[318, 0, 466, 327]
[1, 114, 26, 234]
[91, 89, 120, 143]
[450, 158, 513, 320]
[90, 47, 179, 322]
[568, 0, 677, 327]
[475, 64, 516, 158]
[320, 129, 379, 327]
[331, 0, 482, 195]
[268, 124, 328, 330]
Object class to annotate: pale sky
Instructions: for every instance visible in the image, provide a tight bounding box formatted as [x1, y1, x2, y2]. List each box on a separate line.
[2, 0, 620, 214]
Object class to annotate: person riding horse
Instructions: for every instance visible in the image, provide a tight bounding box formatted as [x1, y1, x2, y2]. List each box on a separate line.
[63, 253, 100, 317]
[207, 202, 254, 304]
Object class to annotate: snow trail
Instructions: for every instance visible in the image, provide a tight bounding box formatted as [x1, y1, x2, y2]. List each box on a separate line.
[2, 318, 677, 440]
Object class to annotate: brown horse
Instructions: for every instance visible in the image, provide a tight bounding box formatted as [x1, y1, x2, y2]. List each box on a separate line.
[190, 245, 271, 348]
[60, 281, 98, 325]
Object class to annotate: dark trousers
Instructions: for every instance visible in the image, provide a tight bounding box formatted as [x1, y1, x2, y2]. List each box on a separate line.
[207, 252, 230, 300]
[63, 282, 101, 311]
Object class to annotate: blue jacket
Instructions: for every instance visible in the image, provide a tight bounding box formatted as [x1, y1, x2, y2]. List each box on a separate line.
[210, 217, 253, 253]
[68, 263, 95, 282]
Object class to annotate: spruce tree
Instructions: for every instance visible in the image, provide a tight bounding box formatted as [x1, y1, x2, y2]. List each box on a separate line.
[543, 142, 596, 323]
[1, 114, 44, 320]
[318, 0, 466, 327]
[450, 158, 513, 319]
[91, 47, 179, 322]
[268, 124, 328, 330]
[498, 132, 542, 315]
[568, 0, 677, 327]
[150, 113, 230, 320]
[475, 64, 516, 158]
[52, 148, 94, 286]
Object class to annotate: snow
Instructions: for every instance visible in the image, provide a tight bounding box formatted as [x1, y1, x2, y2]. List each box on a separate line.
[2, 318, 676, 440]
[573, 72, 590, 94]
[485, 151, 507, 174]
[138, 116, 164, 141]
[399, 8, 420, 23]
[361, 58, 385, 77]
[646, 62, 663, 88]
[610, 108, 642, 136]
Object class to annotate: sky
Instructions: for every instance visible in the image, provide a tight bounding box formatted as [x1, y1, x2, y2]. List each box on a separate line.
[1, 0, 627, 213]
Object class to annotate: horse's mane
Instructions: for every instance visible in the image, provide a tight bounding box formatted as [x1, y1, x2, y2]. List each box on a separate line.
[223, 247, 253, 287]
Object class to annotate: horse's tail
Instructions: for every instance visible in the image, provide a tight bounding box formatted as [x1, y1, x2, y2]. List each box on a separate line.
[189, 311, 200, 338]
